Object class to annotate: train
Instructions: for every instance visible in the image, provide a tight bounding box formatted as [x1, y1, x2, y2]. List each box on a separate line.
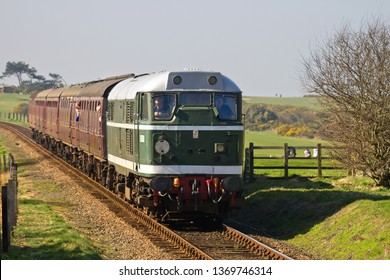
[28, 70, 244, 223]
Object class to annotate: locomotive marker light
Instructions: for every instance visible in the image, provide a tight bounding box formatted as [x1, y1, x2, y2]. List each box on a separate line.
[173, 177, 180, 188]
[214, 143, 225, 153]
[155, 138, 170, 155]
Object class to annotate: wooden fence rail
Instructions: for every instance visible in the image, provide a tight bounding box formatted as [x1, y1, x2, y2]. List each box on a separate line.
[0, 112, 28, 123]
[1, 153, 18, 252]
[244, 143, 344, 182]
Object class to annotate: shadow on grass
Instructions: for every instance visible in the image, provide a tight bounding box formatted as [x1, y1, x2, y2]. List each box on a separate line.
[230, 176, 390, 240]
[1, 244, 101, 260]
[15, 159, 39, 168]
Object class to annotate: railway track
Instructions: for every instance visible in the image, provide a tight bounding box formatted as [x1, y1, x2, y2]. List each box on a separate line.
[0, 121, 293, 260]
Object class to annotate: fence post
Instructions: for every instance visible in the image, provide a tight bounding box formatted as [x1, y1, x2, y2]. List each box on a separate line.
[11, 162, 18, 215]
[2, 154, 6, 171]
[8, 179, 17, 233]
[2, 184, 9, 252]
[244, 148, 249, 183]
[249, 142, 254, 183]
[317, 143, 322, 178]
[284, 143, 289, 179]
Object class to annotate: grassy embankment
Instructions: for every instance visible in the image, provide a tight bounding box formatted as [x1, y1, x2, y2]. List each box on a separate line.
[239, 129, 390, 260]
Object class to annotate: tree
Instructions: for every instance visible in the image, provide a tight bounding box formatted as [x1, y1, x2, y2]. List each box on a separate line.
[1, 61, 65, 93]
[1, 61, 36, 86]
[301, 18, 390, 187]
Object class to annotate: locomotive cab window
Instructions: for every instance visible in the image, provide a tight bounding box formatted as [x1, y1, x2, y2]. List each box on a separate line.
[179, 92, 211, 106]
[214, 93, 237, 120]
[153, 94, 176, 120]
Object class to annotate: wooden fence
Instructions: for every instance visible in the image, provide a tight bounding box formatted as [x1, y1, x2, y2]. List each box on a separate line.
[244, 143, 345, 182]
[0, 112, 28, 123]
[1, 154, 18, 252]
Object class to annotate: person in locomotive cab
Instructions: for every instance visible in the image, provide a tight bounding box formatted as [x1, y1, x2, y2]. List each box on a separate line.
[215, 95, 235, 120]
[154, 96, 172, 119]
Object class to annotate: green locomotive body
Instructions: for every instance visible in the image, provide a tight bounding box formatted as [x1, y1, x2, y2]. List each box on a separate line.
[106, 71, 244, 221]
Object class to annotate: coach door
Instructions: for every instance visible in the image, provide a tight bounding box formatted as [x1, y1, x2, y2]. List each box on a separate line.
[70, 100, 80, 148]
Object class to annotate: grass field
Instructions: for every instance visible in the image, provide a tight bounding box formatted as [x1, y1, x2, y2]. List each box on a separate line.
[244, 131, 346, 177]
[0, 93, 29, 114]
[243, 96, 321, 109]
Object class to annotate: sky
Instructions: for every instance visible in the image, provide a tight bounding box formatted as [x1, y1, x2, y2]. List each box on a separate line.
[1, 0, 389, 96]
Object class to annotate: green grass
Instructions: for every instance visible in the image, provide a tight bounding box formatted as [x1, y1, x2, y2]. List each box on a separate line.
[233, 177, 390, 259]
[244, 131, 346, 177]
[291, 199, 390, 259]
[1, 180, 101, 260]
[243, 96, 320, 109]
[0, 139, 5, 155]
[245, 130, 328, 148]
[0, 93, 29, 114]
[0, 93, 29, 125]
[4, 196, 101, 259]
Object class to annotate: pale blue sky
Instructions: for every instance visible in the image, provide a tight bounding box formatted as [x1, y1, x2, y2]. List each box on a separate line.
[1, 0, 389, 96]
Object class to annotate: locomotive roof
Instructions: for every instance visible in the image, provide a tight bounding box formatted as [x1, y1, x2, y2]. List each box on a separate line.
[107, 71, 241, 100]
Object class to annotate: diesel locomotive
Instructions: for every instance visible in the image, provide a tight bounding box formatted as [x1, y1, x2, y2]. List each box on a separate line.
[28, 70, 244, 223]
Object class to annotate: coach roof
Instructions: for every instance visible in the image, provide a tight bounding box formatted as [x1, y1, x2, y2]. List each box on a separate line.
[60, 74, 134, 98]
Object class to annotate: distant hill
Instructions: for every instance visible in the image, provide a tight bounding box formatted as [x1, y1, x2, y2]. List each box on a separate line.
[242, 96, 327, 138]
[243, 96, 321, 110]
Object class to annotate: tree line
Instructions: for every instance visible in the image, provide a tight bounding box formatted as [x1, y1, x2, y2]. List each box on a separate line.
[243, 103, 328, 139]
[0, 61, 65, 94]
